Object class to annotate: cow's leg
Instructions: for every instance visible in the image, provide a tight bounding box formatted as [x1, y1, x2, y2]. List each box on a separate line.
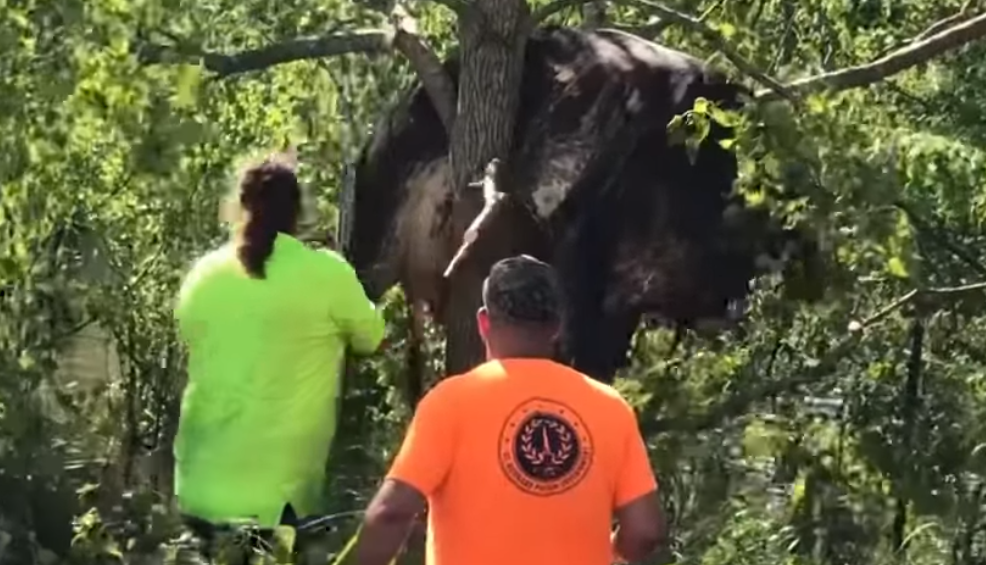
[403, 300, 428, 409]
[554, 202, 634, 383]
[570, 306, 641, 383]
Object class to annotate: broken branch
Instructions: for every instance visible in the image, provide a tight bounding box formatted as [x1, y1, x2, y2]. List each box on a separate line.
[390, 5, 458, 132]
[756, 11, 986, 101]
[443, 159, 505, 279]
[138, 30, 391, 77]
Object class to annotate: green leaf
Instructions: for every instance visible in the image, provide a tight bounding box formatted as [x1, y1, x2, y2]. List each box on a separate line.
[272, 525, 296, 562]
[886, 256, 909, 278]
[172, 63, 203, 109]
[693, 96, 709, 115]
[718, 22, 737, 39]
[709, 105, 740, 127]
[666, 113, 684, 132]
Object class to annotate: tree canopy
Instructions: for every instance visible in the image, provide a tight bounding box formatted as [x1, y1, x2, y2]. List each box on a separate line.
[3, 0, 986, 564]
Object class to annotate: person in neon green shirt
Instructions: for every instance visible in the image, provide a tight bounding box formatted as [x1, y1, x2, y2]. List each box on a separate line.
[173, 154, 385, 531]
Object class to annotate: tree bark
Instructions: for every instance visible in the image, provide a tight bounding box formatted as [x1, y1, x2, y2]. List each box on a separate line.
[443, 0, 531, 375]
[448, 0, 530, 193]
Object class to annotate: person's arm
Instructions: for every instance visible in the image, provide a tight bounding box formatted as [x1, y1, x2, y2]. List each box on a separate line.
[355, 382, 456, 565]
[611, 403, 666, 563]
[356, 479, 426, 565]
[322, 250, 386, 354]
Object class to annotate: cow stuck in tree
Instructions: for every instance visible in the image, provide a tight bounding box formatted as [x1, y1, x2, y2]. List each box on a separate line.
[346, 25, 821, 392]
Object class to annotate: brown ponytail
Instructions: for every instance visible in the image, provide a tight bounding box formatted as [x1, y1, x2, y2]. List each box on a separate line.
[234, 157, 302, 279]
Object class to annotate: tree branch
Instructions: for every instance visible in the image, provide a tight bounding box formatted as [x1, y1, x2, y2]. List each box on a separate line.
[853, 281, 986, 329]
[139, 6, 458, 133]
[644, 332, 859, 435]
[870, 3, 980, 61]
[532, 0, 585, 23]
[138, 30, 392, 77]
[390, 5, 457, 132]
[647, 279, 986, 435]
[607, 19, 675, 40]
[629, 0, 798, 102]
[915, 0, 979, 41]
[756, 11, 986, 101]
[608, 1, 722, 44]
[895, 200, 986, 278]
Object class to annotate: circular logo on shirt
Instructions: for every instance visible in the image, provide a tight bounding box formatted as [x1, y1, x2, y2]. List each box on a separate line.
[499, 398, 593, 496]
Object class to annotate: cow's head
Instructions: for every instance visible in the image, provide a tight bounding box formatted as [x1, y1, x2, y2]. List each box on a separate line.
[625, 74, 823, 333]
[346, 81, 453, 305]
[703, 200, 823, 328]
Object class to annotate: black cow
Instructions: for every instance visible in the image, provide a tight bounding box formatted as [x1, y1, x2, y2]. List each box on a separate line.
[346, 25, 817, 385]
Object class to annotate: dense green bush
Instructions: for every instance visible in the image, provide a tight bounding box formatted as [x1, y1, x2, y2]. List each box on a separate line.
[3, 0, 986, 564]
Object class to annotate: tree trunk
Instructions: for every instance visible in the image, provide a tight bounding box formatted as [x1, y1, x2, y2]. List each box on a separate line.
[443, 0, 531, 375]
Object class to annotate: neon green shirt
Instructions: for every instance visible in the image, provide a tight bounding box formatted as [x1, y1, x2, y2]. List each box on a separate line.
[173, 233, 385, 526]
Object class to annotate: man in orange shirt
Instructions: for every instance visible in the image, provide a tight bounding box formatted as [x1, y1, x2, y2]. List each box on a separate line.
[355, 255, 666, 565]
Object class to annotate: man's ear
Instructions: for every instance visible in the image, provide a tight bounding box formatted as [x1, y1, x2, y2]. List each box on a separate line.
[477, 307, 490, 338]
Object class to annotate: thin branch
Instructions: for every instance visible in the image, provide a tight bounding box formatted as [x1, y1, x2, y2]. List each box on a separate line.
[855, 281, 986, 329]
[390, 5, 457, 132]
[139, 6, 457, 132]
[895, 200, 986, 277]
[915, 0, 979, 41]
[856, 290, 920, 329]
[870, 6, 979, 61]
[609, 1, 722, 44]
[608, 19, 675, 39]
[756, 11, 986, 101]
[532, 0, 585, 23]
[138, 31, 391, 77]
[648, 279, 986, 435]
[629, 0, 798, 102]
[40, 317, 98, 350]
[645, 331, 859, 435]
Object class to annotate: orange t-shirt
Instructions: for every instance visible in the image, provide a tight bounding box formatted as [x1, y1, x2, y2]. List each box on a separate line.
[386, 358, 658, 565]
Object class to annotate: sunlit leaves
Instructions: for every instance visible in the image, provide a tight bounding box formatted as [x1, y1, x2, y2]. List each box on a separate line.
[4, 0, 986, 563]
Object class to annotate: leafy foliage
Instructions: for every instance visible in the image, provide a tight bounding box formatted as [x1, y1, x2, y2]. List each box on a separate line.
[3, 0, 986, 564]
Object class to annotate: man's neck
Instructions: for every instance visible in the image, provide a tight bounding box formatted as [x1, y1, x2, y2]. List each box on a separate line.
[487, 348, 555, 361]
